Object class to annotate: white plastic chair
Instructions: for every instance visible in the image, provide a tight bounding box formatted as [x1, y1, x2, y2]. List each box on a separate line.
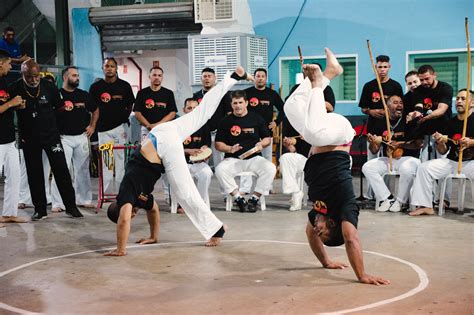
[438, 173, 474, 216]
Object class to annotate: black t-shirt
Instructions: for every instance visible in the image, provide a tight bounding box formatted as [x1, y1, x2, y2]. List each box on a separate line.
[245, 86, 285, 125]
[412, 81, 453, 135]
[281, 116, 311, 157]
[183, 123, 211, 163]
[89, 78, 135, 132]
[372, 115, 421, 158]
[215, 111, 271, 159]
[287, 83, 336, 110]
[9, 78, 61, 144]
[403, 90, 416, 117]
[0, 78, 15, 144]
[134, 86, 177, 124]
[117, 149, 164, 210]
[193, 89, 232, 131]
[446, 114, 474, 162]
[304, 151, 359, 228]
[359, 78, 403, 134]
[56, 88, 96, 136]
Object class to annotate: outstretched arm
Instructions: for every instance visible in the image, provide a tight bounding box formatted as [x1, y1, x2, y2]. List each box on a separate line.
[306, 222, 348, 269]
[137, 201, 160, 245]
[104, 203, 133, 256]
[342, 221, 390, 285]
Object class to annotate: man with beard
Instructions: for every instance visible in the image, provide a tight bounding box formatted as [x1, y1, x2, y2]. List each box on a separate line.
[409, 89, 474, 216]
[50, 66, 98, 212]
[89, 58, 135, 193]
[134, 66, 177, 140]
[9, 59, 83, 220]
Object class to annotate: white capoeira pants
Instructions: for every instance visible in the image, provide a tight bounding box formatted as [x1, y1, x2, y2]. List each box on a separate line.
[98, 122, 130, 194]
[149, 72, 238, 240]
[51, 134, 92, 209]
[0, 141, 20, 216]
[411, 158, 474, 208]
[19, 149, 51, 205]
[362, 156, 420, 203]
[187, 162, 213, 207]
[284, 76, 355, 147]
[280, 152, 307, 194]
[240, 138, 273, 193]
[215, 156, 276, 195]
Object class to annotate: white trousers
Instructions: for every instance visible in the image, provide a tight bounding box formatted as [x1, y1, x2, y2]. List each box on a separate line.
[280, 152, 307, 194]
[362, 156, 420, 203]
[51, 134, 92, 208]
[188, 162, 213, 207]
[98, 122, 130, 194]
[240, 138, 273, 193]
[411, 158, 474, 208]
[149, 72, 237, 240]
[215, 156, 276, 195]
[19, 149, 51, 205]
[284, 77, 355, 147]
[0, 141, 20, 216]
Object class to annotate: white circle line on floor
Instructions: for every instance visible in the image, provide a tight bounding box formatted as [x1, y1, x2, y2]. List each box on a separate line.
[0, 239, 429, 315]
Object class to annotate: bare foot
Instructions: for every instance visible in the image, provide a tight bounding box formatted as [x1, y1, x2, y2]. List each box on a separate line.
[409, 207, 435, 216]
[52, 207, 65, 213]
[18, 203, 33, 209]
[0, 216, 28, 223]
[205, 224, 228, 247]
[303, 64, 324, 88]
[323, 47, 343, 80]
[177, 206, 185, 214]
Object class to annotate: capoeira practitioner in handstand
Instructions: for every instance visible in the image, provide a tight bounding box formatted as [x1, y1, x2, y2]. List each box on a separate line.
[105, 67, 252, 256]
[284, 48, 390, 285]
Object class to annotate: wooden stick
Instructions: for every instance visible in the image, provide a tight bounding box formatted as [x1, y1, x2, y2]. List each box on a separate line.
[367, 40, 393, 172]
[298, 46, 304, 67]
[458, 17, 471, 174]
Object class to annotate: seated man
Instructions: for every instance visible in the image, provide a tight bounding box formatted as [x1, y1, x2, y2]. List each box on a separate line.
[362, 95, 423, 212]
[215, 90, 276, 213]
[181, 98, 213, 208]
[104, 66, 253, 255]
[285, 48, 389, 285]
[410, 89, 474, 215]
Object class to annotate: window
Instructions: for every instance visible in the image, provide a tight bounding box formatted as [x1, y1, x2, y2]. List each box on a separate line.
[280, 55, 357, 102]
[407, 50, 474, 93]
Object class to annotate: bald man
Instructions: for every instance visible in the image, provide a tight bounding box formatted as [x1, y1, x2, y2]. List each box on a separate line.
[9, 59, 83, 220]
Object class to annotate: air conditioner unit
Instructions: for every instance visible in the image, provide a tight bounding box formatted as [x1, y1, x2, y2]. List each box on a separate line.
[189, 33, 268, 86]
[194, 0, 234, 23]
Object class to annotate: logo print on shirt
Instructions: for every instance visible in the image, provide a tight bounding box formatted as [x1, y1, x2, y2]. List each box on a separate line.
[313, 200, 328, 214]
[64, 100, 74, 111]
[183, 136, 192, 145]
[197, 98, 203, 104]
[371, 92, 381, 103]
[145, 98, 155, 109]
[230, 125, 241, 136]
[249, 97, 259, 107]
[423, 98, 433, 110]
[51, 143, 63, 153]
[0, 90, 9, 102]
[101, 92, 111, 103]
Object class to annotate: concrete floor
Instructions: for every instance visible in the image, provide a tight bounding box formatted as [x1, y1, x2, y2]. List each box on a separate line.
[0, 176, 473, 314]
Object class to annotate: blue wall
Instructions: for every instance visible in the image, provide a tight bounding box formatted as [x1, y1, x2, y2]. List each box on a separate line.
[248, 0, 474, 116]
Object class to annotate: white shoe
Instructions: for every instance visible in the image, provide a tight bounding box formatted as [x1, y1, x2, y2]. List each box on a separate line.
[389, 200, 402, 212]
[376, 198, 394, 212]
[289, 191, 304, 211]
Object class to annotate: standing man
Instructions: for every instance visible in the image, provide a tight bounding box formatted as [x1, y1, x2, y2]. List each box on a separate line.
[89, 58, 135, 193]
[215, 90, 276, 213]
[403, 70, 421, 116]
[134, 66, 177, 140]
[407, 65, 453, 161]
[50, 66, 98, 211]
[359, 55, 403, 159]
[9, 59, 83, 220]
[193, 67, 232, 170]
[0, 49, 26, 224]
